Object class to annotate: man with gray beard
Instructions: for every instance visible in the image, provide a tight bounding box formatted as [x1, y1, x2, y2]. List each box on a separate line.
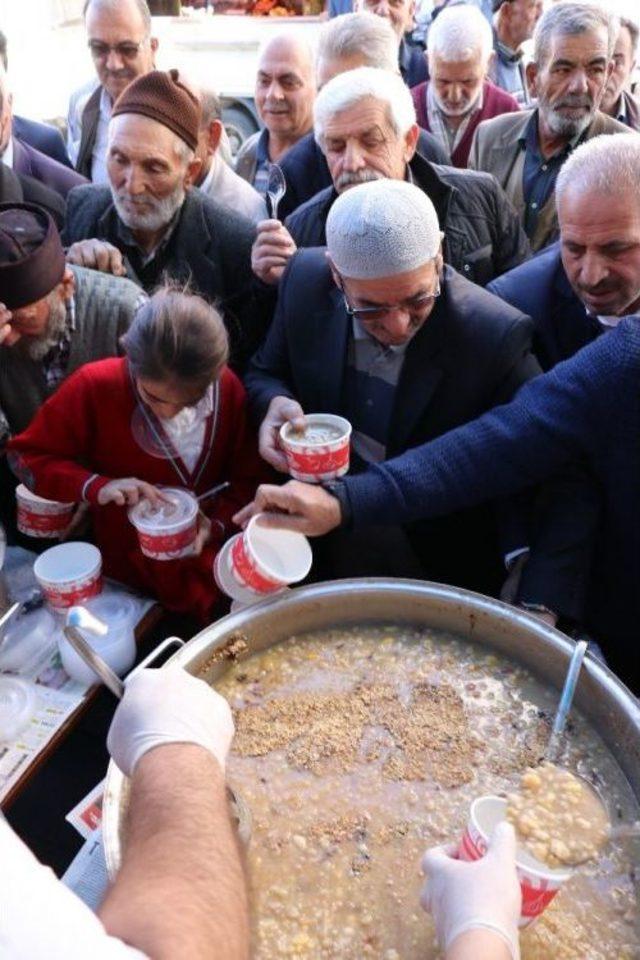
[64, 70, 266, 370]
[469, 2, 630, 251]
[0, 202, 143, 539]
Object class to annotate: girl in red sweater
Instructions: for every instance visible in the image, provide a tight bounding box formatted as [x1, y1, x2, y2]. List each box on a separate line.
[9, 286, 266, 623]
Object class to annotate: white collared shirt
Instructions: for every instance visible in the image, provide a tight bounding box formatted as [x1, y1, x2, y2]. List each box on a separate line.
[198, 155, 267, 224]
[161, 386, 213, 472]
[1, 137, 14, 169]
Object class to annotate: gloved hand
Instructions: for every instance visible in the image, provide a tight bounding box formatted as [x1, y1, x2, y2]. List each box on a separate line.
[420, 821, 522, 960]
[107, 667, 234, 778]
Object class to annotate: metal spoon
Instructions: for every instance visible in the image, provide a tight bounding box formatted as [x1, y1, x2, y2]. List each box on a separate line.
[266, 163, 286, 221]
[546, 639, 588, 763]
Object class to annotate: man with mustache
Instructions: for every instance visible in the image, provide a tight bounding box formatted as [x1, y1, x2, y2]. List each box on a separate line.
[63, 70, 267, 370]
[488, 134, 640, 371]
[410, 3, 520, 168]
[235, 34, 316, 195]
[67, 0, 158, 184]
[252, 67, 530, 288]
[469, 2, 629, 251]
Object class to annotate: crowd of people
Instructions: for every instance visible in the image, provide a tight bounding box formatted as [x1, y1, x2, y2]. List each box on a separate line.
[1, 0, 639, 954]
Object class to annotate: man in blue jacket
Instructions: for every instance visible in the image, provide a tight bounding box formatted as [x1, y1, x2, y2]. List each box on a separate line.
[237, 308, 640, 691]
[487, 134, 640, 371]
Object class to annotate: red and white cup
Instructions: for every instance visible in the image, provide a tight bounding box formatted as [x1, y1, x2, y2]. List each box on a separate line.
[279, 414, 352, 483]
[16, 484, 75, 539]
[33, 542, 103, 612]
[128, 488, 198, 561]
[458, 795, 573, 927]
[214, 513, 312, 605]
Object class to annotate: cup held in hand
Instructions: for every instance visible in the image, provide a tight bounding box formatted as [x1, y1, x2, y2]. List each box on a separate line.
[279, 414, 351, 482]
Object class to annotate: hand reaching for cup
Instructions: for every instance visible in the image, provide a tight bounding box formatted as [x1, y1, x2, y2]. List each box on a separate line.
[259, 396, 305, 472]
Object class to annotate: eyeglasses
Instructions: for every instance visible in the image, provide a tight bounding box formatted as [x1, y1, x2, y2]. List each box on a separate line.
[336, 272, 441, 324]
[88, 39, 146, 61]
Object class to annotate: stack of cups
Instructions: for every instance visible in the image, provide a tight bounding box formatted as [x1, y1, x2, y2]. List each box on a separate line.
[33, 542, 103, 613]
[458, 795, 573, 926]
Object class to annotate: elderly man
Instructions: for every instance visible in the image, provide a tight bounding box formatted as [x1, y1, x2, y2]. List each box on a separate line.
[277, 12, 449, 221]
[601, 12, 640, 129]
[410, 4, 520, 168]
[63, 70, 265, 370]
[469, 2, 629, 251]
[491, 0, 543, 104]
[234, 35, 316, 195]
[253, 68, 529, 289]
[0, 67, 86, 200]
[0, 203, 143, 540]
[245, 179, 539, 591]
[0, 30, 72, 168]
[67, 0, 158, 183]
[194, 86, 267, 223]
[488, 134, 640, 371]
[354, 0, 428, 87]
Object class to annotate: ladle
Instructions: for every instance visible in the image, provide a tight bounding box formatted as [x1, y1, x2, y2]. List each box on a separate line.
[545, 638, 588, 763]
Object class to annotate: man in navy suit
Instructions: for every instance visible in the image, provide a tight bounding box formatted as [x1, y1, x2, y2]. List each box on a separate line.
[487, 134, 640, 371]
[245, 178, 540, 594]
[0, 31, 72, 169]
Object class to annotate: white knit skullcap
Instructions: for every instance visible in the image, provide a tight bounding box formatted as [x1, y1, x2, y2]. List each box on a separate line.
[326, 179, 442, 279]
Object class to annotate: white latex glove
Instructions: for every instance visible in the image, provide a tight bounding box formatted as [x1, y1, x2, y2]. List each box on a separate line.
[107, 668, 234, 778]
[420, 821, 522, 960]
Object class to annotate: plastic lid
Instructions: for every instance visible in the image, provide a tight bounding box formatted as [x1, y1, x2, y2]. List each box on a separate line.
[0, 676, 37, 742]
[128, 487, 197, 532]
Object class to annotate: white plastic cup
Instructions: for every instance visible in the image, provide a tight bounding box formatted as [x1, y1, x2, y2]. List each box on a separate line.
[128, 488, 198, 560]
[58, 595, 137, 684]
[214, 514, 312, 603]
[16, 484, 75, 539]
[279, 414, 352, 483]
[33, 542, 103, 612]
[458, 795, 573, 927]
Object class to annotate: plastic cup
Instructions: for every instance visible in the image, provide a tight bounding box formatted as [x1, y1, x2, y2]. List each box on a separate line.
[33, 542, 103, 612]
[128, 488, 198, 560]
[16, 484, 75, 539]
[279, 414, 352, 483]
[214, 514, 312, 603]
[458, 795, 573, 927]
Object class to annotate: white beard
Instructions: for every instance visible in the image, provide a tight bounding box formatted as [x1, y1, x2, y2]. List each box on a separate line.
[112, 181, 185, 234]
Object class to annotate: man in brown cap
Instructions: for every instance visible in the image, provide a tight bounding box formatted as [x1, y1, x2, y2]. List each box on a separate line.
[0, 202, 144, 538]
[64, 69, 267, 370]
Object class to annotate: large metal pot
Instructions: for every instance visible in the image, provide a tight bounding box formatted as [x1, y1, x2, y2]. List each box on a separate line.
[103, 578, 640, 878]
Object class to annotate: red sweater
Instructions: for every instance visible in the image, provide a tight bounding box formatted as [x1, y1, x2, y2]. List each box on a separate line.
[410, 79, 521, 168]
[9, 357, 268, 623]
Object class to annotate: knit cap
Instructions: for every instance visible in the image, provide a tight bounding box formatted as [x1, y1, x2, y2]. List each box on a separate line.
[326, 179, 442, 279]
[0, 203, 66, 310]
[112, 68, 201, 151]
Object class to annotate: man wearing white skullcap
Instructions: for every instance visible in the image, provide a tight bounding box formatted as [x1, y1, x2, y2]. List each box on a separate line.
[244, 178, 542, 590]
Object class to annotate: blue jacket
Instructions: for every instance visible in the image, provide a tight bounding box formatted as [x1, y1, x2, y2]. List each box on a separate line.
[340, 317, 640, 689]
[487, 242, 603, 371]
[13, 116, 72, 169]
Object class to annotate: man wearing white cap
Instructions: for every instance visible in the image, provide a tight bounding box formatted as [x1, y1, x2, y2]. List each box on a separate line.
[244, 179, 539, 590]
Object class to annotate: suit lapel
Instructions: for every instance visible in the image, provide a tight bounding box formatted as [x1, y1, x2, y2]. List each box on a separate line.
[11, 139, 31, 178]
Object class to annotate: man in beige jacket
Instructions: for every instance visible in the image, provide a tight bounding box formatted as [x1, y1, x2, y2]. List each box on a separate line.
[469, 2, 629, 251]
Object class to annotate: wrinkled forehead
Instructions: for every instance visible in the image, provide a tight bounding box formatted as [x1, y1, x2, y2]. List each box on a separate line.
[323, 97, 396, 136]
[541, 26, 609, 69]
[257, 43, 312, 82]
[108, 113, 182, 162]
[559, 186, 640, 242]
[86, 4, 149, 43]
